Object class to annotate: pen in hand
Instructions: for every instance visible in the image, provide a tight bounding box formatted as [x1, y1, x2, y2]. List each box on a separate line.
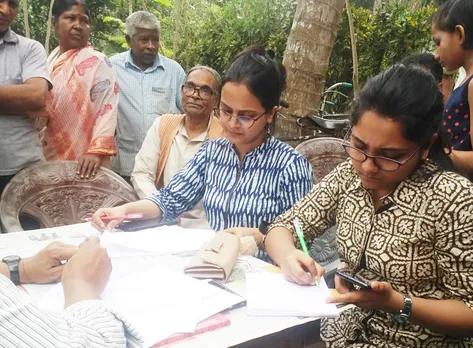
[293, 219, 319, 286]
[83, 213, 143, 222]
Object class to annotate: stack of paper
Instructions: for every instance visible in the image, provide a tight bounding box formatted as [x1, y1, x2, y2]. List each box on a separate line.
[101, 226, 215, 255]
[38, 263, 243, 348]
[245, 273, 339, 318]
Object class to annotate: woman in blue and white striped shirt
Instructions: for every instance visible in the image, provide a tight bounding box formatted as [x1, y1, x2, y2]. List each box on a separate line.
[92, 46, 313, 252]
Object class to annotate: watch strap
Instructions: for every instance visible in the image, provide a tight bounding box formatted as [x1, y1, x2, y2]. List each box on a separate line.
[400, 294, 413, 316]
[2, 257, 21, 285]
[9, 262, 20, 286]
[392, 294, 412, 323]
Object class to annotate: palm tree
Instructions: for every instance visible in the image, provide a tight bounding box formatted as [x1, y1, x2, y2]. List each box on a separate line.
[282, 0, 346, 118]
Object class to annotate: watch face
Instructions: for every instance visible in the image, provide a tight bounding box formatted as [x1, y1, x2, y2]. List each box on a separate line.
[392, 313, 409, 323]
[2, 255, 21, 264]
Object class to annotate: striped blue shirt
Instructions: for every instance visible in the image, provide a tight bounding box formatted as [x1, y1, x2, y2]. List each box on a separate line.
[110, 50, 186, 176]
[147, 136, 313, 231]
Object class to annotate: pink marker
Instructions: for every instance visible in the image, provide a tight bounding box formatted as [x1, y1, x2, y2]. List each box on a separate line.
[83, 213, 143, 222]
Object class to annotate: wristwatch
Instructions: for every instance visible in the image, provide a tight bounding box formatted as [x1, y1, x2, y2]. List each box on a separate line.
[2, 255, 21, 285]
[392, 294, 413, 323]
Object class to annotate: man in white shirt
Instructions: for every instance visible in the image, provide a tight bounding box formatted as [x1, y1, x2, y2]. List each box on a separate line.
[0, 238, 142, 348]
[131, 66, 224, 228]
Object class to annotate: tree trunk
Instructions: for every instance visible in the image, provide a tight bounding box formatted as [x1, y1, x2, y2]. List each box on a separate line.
[346, 0, 359, 95]
[172, 0, 183, 59]
[373, 0, 382, 13]
[407, 0, 423, 11]
[281, 0, 345, 130]
[22, 0, 30, 38]
[129, 0, 133, 15]
[140, 0, 147, 10]
[45, 0, 55, 55]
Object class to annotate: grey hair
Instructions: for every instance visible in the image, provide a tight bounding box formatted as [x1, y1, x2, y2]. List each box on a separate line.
[186, 65, 221, 85]
[125, 11, 161, 39]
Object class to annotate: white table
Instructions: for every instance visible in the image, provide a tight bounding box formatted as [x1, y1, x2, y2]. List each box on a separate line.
[0, 224, 324, 348]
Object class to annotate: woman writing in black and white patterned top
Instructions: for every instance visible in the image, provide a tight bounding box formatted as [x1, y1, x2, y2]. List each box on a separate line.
[265, 65, 473, 347]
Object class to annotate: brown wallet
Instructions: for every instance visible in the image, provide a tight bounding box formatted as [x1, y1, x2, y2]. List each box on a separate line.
[184, 232, 240, 281]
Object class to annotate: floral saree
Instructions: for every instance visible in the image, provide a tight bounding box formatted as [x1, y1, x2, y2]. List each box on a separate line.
[43, 44, 118, 160]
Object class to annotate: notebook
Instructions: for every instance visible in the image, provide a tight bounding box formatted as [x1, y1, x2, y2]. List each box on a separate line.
[246, 273, 339, 317]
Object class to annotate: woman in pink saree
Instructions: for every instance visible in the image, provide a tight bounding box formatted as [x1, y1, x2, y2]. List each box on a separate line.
[44, 0, 118, 178]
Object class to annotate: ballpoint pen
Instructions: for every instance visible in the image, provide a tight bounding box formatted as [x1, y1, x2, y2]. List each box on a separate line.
[293, 218, 319, 286]
[83, 213, 143, 222]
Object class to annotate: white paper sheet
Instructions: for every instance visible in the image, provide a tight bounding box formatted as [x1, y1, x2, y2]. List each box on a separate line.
[246, 274, 339, 318]
[37, 262, 243, 347]
[0, 223, 100, 258]
[101, 226, 215, 255]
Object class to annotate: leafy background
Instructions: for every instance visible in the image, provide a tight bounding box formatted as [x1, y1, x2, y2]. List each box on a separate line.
[12, 0, 444, 114]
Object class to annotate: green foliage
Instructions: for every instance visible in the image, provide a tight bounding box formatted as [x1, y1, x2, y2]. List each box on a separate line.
[175, 0, 296, 74]
[11, 0, 174, 56]
[11, 0, 436, 95]
[325, 2, 436, 112]
[11, 1, 51, 47]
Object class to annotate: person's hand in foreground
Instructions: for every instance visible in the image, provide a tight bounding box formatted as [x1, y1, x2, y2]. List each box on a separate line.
[91, 206, 128, 232]
[62, 237, 112, 308]
[280, 249, 325, 285]
[326, 271, 403, 313]
[20, 242, 78, 284]
[222, 227, 264, 248]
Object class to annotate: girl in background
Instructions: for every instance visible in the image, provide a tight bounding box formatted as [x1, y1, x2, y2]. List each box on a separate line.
[433, 0, 473, 177]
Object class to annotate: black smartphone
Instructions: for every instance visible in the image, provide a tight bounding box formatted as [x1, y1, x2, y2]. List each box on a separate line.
[335, 270, 372, 290]
[118, 217, 177, 232]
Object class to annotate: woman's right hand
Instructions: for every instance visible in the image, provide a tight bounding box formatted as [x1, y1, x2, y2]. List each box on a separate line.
[91, 205, 127, 232]
[280, 249, 324, 285]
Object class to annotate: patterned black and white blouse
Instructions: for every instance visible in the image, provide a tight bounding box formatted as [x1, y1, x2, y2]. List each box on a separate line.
[270, 159, 473, 347]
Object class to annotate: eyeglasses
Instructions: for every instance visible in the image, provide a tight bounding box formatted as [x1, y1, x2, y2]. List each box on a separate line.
[214, 108, 266, 129]
[342, 143, 422, 172]
[182, 83, 215, 100]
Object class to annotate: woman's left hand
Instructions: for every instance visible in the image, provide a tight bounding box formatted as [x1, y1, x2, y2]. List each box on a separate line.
[77, 154, 102, 179]
[221, 227, 264, 248]
[326, 281, 404, 313]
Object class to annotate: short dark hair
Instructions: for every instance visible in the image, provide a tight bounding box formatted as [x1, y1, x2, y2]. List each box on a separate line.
[218, 45, 287, 112]
[351, 64, 456, 173]
[433, 0, 473, 50]
[400, 53, 443, 84]
[52, 0, 89, 23]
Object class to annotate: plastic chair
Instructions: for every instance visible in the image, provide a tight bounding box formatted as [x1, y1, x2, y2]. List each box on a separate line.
[295, 137, 348, 183]
[0, 161, 139, 232]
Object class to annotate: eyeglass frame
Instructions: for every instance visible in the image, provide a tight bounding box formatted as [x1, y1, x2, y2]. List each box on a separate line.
[214, 108, 267, 129]
[342, 143, 422, 172]
[181, 82, 216, 100]
[341, 128, 424, 172]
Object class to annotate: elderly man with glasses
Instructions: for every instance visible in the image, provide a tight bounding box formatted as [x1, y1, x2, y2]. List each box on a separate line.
[131, 66, 224, 228]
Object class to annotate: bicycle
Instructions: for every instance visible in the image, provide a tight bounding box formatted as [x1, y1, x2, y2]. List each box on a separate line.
[302, 82, 353, 131]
